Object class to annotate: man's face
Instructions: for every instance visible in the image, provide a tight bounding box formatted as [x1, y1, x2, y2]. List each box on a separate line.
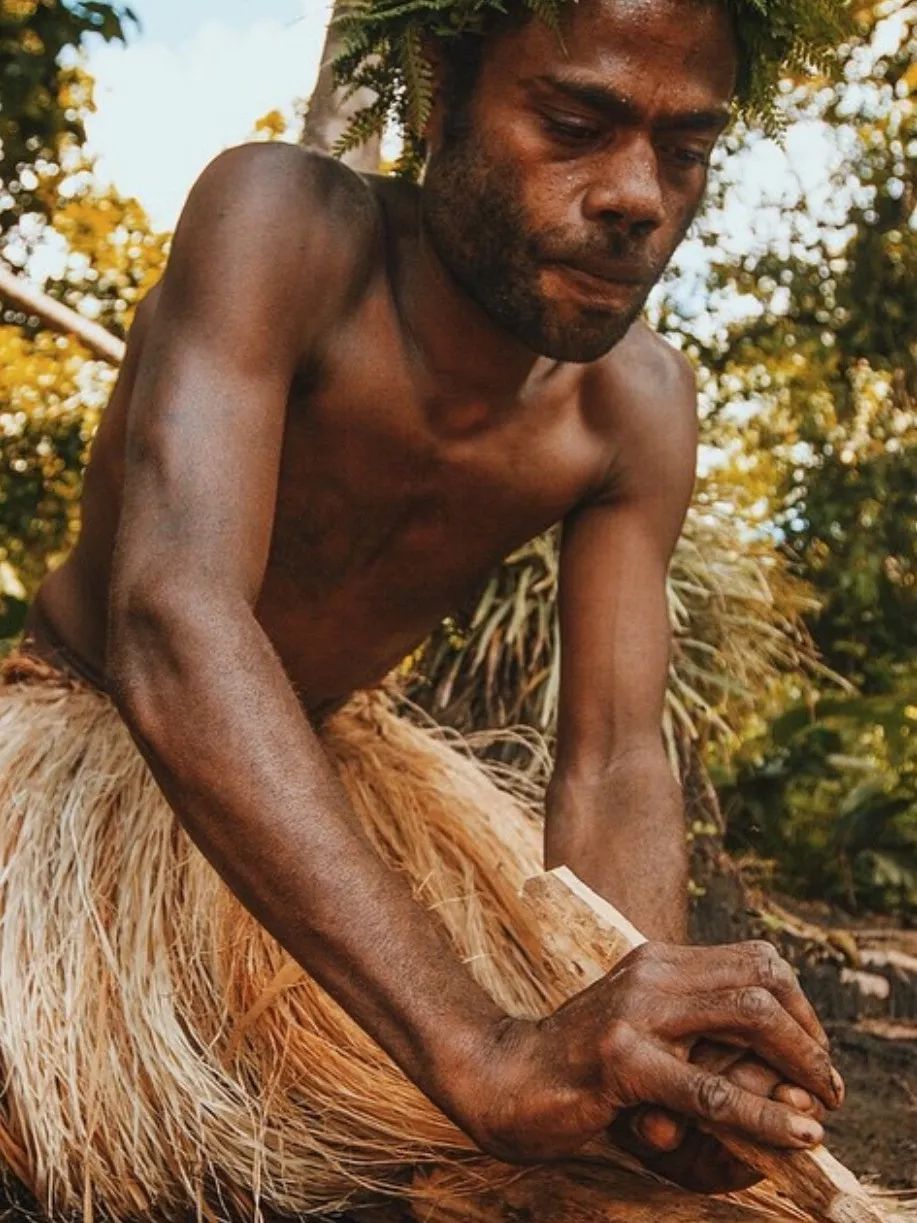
[422, 0, 737, 363]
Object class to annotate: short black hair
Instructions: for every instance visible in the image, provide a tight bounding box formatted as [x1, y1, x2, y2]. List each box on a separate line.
[438, 10, 531, 144]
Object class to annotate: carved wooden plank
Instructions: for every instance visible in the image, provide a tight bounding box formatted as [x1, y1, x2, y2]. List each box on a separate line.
[411, 1159, 782, 1222]
[522, 868, 886, 1223]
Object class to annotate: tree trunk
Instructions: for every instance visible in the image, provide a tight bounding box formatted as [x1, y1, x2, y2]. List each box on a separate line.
[301, 1, 382, 171]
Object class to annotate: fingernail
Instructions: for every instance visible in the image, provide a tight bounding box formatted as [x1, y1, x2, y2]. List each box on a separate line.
[831, 1069, 845, 1105]
[791, 1117, 824, 1145]
[785, 1087, 812, 1110]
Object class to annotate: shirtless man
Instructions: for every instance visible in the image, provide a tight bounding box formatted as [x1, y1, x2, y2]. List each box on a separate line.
[22, 0, 841, 1191]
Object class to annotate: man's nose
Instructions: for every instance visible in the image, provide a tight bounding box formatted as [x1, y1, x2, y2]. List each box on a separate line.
[581, 132, 665, 236]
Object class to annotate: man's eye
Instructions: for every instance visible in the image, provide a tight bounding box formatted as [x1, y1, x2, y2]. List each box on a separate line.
[662, 144, 711, 168]
[543, 116, 601, 145]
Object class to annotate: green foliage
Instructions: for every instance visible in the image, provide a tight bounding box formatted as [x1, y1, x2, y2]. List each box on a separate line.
[658, 0, 917, 914]
[331, 0, 852, 174]
[719, 686, 917, 915]
[0, 0, 136, 230]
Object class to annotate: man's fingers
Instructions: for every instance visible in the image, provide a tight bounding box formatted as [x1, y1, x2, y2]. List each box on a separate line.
[633, 1058, 823, 1153]
[691, 1047, 826, 1120]
[773, 1082, 824, 1119]
[651, 1053, 826, 1149]
[671, 986, 839, 1110]
[632, 1106, 684, 1152]
[725, 1056, 782, 1097]
[668, 941, 829, 1049]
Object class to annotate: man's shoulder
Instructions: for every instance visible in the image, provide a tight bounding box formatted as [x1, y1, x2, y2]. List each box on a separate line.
[162, 143, 384, 343]
[581, 321, 698, 503]
[589, 321, 696, 416]
[193, 141, 378, 226]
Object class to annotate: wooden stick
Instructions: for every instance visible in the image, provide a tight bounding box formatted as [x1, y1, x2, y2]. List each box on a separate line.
[411, 1159, 786, 1222]
[0, 264, 125, 365]
[523, 868, 886, 1223]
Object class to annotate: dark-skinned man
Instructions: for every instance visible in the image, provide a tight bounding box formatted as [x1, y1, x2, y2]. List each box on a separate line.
[0, 0, 846, 1216]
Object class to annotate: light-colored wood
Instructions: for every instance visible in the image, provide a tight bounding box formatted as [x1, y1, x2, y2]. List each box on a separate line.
[411, 1159, 785, 1222]
[522, 868, 886, 1223]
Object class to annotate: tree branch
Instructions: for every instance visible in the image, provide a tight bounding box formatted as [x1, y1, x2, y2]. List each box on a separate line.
[0, 263, 125, 365]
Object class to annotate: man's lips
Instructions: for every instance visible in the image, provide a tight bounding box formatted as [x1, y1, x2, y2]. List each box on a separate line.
[548, 260, 650, 306]
[557, 259, 650, 287]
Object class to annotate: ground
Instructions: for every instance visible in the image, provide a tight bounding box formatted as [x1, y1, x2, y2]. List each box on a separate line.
[827, 1022, 917, 1194]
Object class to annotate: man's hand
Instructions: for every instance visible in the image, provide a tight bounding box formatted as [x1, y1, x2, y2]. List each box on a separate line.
[461, 940, 843, 1167]
[610, 1044, 830, 1192]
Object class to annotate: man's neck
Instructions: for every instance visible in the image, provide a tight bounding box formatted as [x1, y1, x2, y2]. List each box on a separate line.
[394, 205, 564, 412]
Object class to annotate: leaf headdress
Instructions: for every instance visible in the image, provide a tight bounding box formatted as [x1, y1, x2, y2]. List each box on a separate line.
[330, 0, 852, 175]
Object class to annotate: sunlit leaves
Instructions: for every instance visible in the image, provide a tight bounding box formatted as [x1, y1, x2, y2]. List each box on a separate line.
[0, 0, 136, 229]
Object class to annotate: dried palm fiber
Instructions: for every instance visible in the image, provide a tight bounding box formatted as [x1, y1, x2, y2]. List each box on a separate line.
[0, 651, 562, 1219]
[0, 653, 908, 1223]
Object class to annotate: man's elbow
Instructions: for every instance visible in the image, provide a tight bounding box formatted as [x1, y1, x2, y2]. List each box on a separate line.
[547, 738, 677, 812]
[107, 579, 231, 738]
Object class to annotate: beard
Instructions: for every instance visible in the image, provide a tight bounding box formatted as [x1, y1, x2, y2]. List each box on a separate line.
[421, 126, 663, 363]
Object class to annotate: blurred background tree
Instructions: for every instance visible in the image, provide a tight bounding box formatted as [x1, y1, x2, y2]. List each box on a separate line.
[680, 0, 917, 916]
[0, 0, 135, 230]
[0, 0, 165, 639]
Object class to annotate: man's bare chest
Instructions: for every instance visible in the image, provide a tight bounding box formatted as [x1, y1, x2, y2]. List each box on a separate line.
[262, 349, 605, 620]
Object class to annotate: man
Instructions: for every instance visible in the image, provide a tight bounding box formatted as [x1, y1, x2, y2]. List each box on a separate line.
[1, 0, 845, 1216]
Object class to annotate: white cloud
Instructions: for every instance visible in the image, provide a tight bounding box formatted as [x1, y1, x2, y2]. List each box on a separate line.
[82, 1, 334, 231]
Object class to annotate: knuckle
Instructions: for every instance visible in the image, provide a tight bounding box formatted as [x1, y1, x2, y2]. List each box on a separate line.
[736, 986, 776, 1023]
[626, 943, 670, 990]
[747, 940, 788, 989]
[695, 1074, 735, 1121]
[625, 943, 657, 974]
[599, 1018, 638, 1063]
[753, 1095, 779, 1138]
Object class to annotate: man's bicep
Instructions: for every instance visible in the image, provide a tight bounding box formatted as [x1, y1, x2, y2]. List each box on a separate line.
[113, 145, 353, 609]
[116, 310, 288, 608]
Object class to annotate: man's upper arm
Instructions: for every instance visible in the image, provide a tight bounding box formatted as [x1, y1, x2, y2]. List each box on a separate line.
[111, 144, 372, 617]
[554, 333, 698, 780]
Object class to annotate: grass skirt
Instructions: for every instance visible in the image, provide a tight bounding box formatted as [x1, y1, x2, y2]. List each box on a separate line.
[0, 652, 568, 1220]
[1, 655, 908, 1223]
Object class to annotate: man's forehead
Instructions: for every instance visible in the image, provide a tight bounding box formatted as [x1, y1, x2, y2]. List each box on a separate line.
[485, 0, 738, 112]
[525, 69, 732, 132]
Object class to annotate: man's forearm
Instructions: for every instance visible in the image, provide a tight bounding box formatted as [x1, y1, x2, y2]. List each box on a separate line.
[544, 756, 689, 942]
[109, 593, 505, 1130]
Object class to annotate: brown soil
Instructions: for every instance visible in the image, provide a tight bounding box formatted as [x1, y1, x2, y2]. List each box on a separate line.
[826, 1022, 917, 1194]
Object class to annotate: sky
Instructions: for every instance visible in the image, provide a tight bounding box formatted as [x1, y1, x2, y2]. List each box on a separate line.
[80, 0, 333, 231]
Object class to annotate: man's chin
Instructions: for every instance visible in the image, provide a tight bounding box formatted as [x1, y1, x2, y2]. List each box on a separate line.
[533, 317, 635, 364]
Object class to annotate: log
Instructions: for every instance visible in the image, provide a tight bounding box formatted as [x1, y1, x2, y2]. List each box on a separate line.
[522, 868, 887, 1223]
